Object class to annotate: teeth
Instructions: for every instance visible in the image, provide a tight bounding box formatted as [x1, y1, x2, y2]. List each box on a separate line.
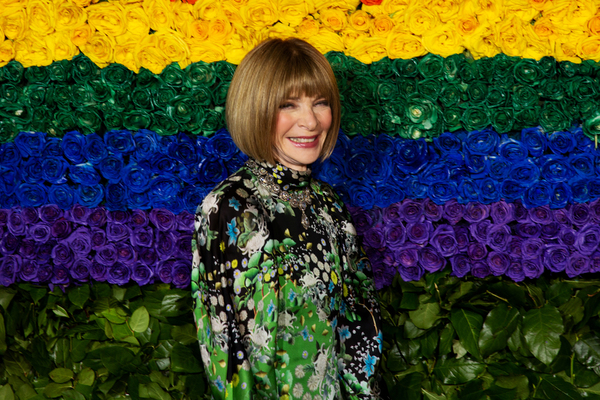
[290, 137, 316, 143]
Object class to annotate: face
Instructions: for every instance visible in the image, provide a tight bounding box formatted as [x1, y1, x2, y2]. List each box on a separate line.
[274, 94, 332, 171]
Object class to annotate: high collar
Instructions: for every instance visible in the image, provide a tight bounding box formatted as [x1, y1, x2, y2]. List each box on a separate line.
[246, 159, 312, 190]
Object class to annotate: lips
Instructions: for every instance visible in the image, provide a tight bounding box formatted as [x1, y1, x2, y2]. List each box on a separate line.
[288, 135, 320, 148]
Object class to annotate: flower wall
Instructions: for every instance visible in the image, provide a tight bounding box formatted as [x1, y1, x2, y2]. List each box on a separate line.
[3, 0, 600, 399]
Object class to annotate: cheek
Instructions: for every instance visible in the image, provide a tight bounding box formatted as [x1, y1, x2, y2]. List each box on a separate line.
[319, 109, 333, 131]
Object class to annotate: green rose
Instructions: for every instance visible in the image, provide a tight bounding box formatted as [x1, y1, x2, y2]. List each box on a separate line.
[137, 67, 158, 89]
[378, 107, 400, 134]
[101, 63, 134, 91]
[375, 82, 398, 104]
[186, 61, 217, 89]
[31, 105, 52, 133]
[398, 79, 418, 98]
[405, 96, 441, 137]
[439, 83, 463, 107]
[154, 85, 177, 109]
[112, 89, 131, 112]
[104, 111, 124, 132]
[539, 79, 565, 101]
[182, 109, 205, 135]
[513, 106, 540, 130]
[348, 75, 377, 104]
[513, 58, 543, 86]
[75, 106, 102, 133]
[417, 78, 441, 102]
[417, 53, 444, 79]
[190, 87, 212, 107]
[559, 61, 578, 78]
[580, 99, 598, 119]
[538, 56, 557, 78]
[123, 110, 152, 131]
[71, 83, 96, 107]
[151, 110, 180, 136]
[512, 85, 538, 108]
[475, 57, 495, 83]
[392, 58, 418, 78]
[326, 52, 349, 77]
[567, 76, 597, 101]
[0, 104, 32, 128]
[131, 87, 155, 111]
[458, 62, 478, 82]
[493, 54, 519, 81]
[72, 54, 100, 83]
[0, 119, 18, 143]
[443, 108, 462, 132]
[0, 83, 22, 105]
[2, 60, 24, 84]
[490, 107, 514, 134]
[466, 80, 488, 103]
[461, 106, 490, 131]
[167, 95, 201, 124]
[161, 63, 185, 88]
[370, 57, 393, 79]
[24, 84, 48, 108]
[212, 81, 229, 106]
[577, 59, 594, 76]
[583, 110, 600, 140]
[341, 112, 361, 137]
[560, 99, 580, 120]
[213, 60, 235, 82]
[52, 111, 77, 136]
[485, 87, 508, 108]
[24, 66, 49, 84]
[52, 84, 73, 110]
[539, 102, 569, 132]
[87, 79, 111, 103]
[201, 107, 224, 136]
[48, 60, 71, 82]
[443, 54, 466, 82]
[348, 57, 370, 76]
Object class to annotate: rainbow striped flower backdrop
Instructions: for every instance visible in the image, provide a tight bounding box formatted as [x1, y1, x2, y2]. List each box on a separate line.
[4, 0, 600, 398]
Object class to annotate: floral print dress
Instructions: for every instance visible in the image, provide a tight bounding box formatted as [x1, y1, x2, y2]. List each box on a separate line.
[191, 159, 382, 400]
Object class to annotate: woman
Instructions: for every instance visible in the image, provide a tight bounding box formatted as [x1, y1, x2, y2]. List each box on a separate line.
[191, 38, 383, 400]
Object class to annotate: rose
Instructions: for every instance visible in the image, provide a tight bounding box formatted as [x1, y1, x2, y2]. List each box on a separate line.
[99, 155, 125, 183]
[106, 222, 131, 242]
[149, 209, 176, 231]
[570, 203, 591, 226]
[500, 180, 527, 202]
[468, 242, 488, 260]
[316, 153, 347, 187]
[488, 157, 511, 180]
[540, 155, 574, 183]
[77, 185, 104, 208]
[572, 179, 590, 203]
[521, 127, 547, 157]
[515, 223, 541, 239]
[463, 203, 489, 223]
[487, 224, 511, 251]
[155, 260, 173, 283]
[95, 244, 118, 266]
[433, 131, 461, 154]
[1, 143, 22, 167]
[89, 261, 107, 282]
[133, 130, 160, 161]
[65, 227, 92, 256]
[471, 261, 491, 279]
[156, 231, 177, 258]
[430, 225, 458, 257]
[51, 219, 72, 240]
[487, 251, 510, 276]
[1, 232, 20, 254]
[91, 228, 106, 250]
[570, 153, 594, 179]
[575, 224, 600, 255]
[498, 136, 527, 162]
[542, 245, 570, 273]
[443, 199, 464, 225]
[351, 208, 378, 235]
[20, 260, 39, 282]
[16, 183, 47, 207]
[0, 255, 21, 286]
[423, 198, 442, 221]
[476, 178, 500, 204]
[108, 210, 130, 224]
[52, 264, 71, 285]
[106, 262, 131, 285]
[349, 184, 376, 209]
[450, 254, 470, 277]
[510, 159, 540, 185]
[66, 204, 90, 226]
[70, 259, 91, 282]
[514, 202, 530, 222]
[406, 221, 432, 245]
[38, 205, 62, 224]
[590, 251, 600, 273]
[22, 159, 44, 184]
[490, 201, 514, 225]
[7, 209, 26, 236]
[131, 262, 154, 285]
[464, 128, 497, 155]
[132, 227, 154, 248]
[530, 206, 553, 224]
[521, 238, 544, 260]
[14, 131, 45, 158]
[363, 226, 385, 249]
[48, 185, 75, 210]
[559, 227, 577, 247]
[550, 182, 571, 209]
[131, 210, 149, 229]
[26, 223, 51, 244]
[567, 252, 590, 278]
[116, 243, 136, 265]
[172, 259, 191, 288]
[177, 212, 194, 231]
[394, 139, 433, 174]
[469, 220, 492, 243]
[506, 261, 525, 282]
[51, 243, 73, 267]
[61, 131, 86, 164]
[401, 200, 424, 223]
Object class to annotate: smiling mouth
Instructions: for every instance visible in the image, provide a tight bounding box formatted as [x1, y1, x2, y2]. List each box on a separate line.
[289, 137, 317, 143]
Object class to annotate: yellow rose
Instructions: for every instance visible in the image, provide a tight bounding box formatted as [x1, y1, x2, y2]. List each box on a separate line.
[71, 0, 93, 8]
[224, 28, 262, 64]
[187, 40, 226, 63]
[154, 29, 190, 68]
[0, 0, 27, 16]
[2, 10, 28, 40]
[495, 16, 527, 57]
[27, 0, 55, 36]
[370, 14, 394, 37]
[341, 27, 366, 49]
[348, 35, 386, 63]
[522, 24, 551, 59]
[587, 15, 600, 36]
[544, 0, 595, 31]
[171, 2, 194, 37]
[224, 0, 249, 8]
[296, 17, 320, 38]
[70, 23, 93, 47]
[532, 16, 562, 41]
[222, 2, 245, 29]
[455, 15, 479, 37]
[135, 34, 169, 73]
[382, 0, 410, 15]
[529, 0, 550, 11]
[385, 28, 426, 59]
[241, 0, 279, 30]
[463, 22, 499, 59]
[47, 31, 79, 60]
[405, 6, 439, 36]
[208, 18, 234, 44]
[194, 0, 222, 21]
[83, 31, 115, 67]
[314, 0, 358, 12]
[0, 40, 16, 67]
[472, 0, 503, 24]
[54, 0, 86, 32]
[319, 8, 347, 31]
[577, 35, 600, 61]
[422, 23, 463, 57]
[143, 0, 175, 31]
[361, 4, 386, 16]
[124, 4, 151, 39]
[279, 0, 310, 27]
[266, 22, 296, 39]
[87, 2, 127, 38]
[429, 0, 462, 23]
[306, 27, 344, 53]
[0, 26, 3, 42]
[555, 37, 582, 62]
[114, 41, 138, 72]
[348, 10, 371, 32]
[14, 34, 52, 67]
[503, 0, 537, 22]
[190, 19, 210, 40]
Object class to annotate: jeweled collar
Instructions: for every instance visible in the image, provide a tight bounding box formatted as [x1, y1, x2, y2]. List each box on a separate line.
[246, 159, 311, 190]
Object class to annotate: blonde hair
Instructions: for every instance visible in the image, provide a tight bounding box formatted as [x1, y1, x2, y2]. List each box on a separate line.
[226, 38, 341, 164]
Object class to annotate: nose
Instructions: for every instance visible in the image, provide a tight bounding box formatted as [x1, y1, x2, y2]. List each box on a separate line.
[298, 106, 318, 130]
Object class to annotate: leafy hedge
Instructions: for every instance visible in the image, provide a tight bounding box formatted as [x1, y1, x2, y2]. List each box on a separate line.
[3, 275, 600, 399]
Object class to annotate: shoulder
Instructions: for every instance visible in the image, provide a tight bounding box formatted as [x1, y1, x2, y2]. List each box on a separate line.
[197, 166, 258, 218]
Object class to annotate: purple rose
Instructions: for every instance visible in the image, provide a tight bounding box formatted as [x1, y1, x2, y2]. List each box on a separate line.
[91, 228, 107, 249]
[108, 210, 131, 224]
[0, 210, 7, 226]
[351, 208, 378, 235]
[423, 198, 442, 221]
[590, 251, 600, 273]
[401, 200, 424, 223]
[443, 199, 465, 225]
[543, 245, 569, 273]
[20, 260, 39, 282]
[530, 206, 553, 224]
[177, 211, 195, 231]
[116, 243, 136, 265]
[384, 222, 406, 248]
[51, 243, 74, 266]
[515, 223, 541, 239]
[591, 199, 600, 223]
[150, 209, 176, 231]
[106, 262, 131, 285]
[66, 204, 90, 225]
[132, 227, 154, 248]
[70, 258, 91, 282]
[570, 204, 591, 226]
[453, 225, 471, 251]
[363, 226, 386, 249]
[506, 261, 525, 282]
[176, 235, 192, 259]
[65, 227, 92, 256]
[487, 251, 510, 276]
[487, 224, 511, 251]
[406, 221, 433, 244]
[88, 207, 107, 227]
[521, 238, 544, 259]
[490, 201, 514, 225]
[470, 220, 492, 243]
[51, 220, 72, 240]
[39, 204, 63, 224]
[95, 244, 118, 266]
[7, 209, 26, 235]
[567, 252, 589, 278]
[513, 201, 530, 222]
[36, 241, 55, 263]
[52, 265, 70, 285]
[26, 223, 50, 244]
[18, 240, 36, 259]
[132, 262, 154, 285]
[131, 210, 150, 229]
[468, 242, 488, 260]
[558, 227, 577, 247]
[451, 254, 471, 277]
[1, 233, 20, 254]
[399, 263, 424, 282]
[464, 203, 489, 223]
[106, 222, 132, 242]
[471, 261, 491, 279]
[419, 246, 446, 273]
[156, 260, 173, 283]
[156, 231, 177, 258]
[371, 256, 395, 290]
[575, 224, 600, 255]
[431, 225, 458, 257]
[21, 207, 39, 224]
[540, 222, 561, 240]
[395, 245, 419, 268]
[0, 255, 21, 286]
[553, 209, 571, 226]
[139, 247, 158, 266]
[89, 261, 107, 281]
[172, 260, 191, 288]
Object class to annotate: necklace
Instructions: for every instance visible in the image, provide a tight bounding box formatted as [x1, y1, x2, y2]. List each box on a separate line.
[247, 159, 312, 229]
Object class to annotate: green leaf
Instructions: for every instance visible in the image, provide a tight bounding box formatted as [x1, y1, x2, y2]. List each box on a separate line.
[49, 368, 74, 383]
[523, 304, 564, 365]
[574, 333, 600, 368]
[422, 389, 447, 400]
[142, 382, 171, 400]
[171, 343, 203, 373]
[171, 324, 198, 345]
[534, 375, 583, 400]
[450, 308, 483, 360]
[43, 382, 73, 398]
[546, 282, 572, 307]
[393, 373, 423, 400]
[0, 313, 6, 355]
[479, 304, 520, 358]
[77, 368, 95, 387]
[61, 390, 86, 400]
[439, 323, 455, 357]
[129, 306, 150, 333]
[52, 304, 69, 318]
[486, 385, 517, 400]
[0, 287, 16, 311]
[433, 357, 485, 385]
[386, 344, 408, 373]
[447, 281, 475, 304]
[67, 285, 90, 309]
[400, 292, 420, 310]
[459, 380, 487, 400]
[0, 385, 15, 400]
[408, 297, 440, 330]
[495, 375, 530, 400]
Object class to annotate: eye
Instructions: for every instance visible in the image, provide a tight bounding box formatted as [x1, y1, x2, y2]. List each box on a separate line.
[315, 99, 329, 107]
[279, 102, 295, 109]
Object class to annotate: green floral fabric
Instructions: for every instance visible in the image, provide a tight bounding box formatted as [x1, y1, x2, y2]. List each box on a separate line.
[191, 160, 382, 400]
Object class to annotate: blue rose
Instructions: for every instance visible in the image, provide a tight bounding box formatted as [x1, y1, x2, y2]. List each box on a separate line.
[154, 197, 185, 214]
[0, 143, 21, 167]
[227, 153, 248, 175]
[458, 178, 480, 202]
[464, 151, 487, 175]
[182, 186, 209, 214]
[570, 178, 590, 203]
[510, 159, 540, 185]
[146, 153, 177, 174]
[99, 155, 125, 183]
[16, 183, 47, 207]
[498, 135, 527, 162]
[198, 157, 228, 184]
[205, 129, 238, 161]
[403, 176, 428, 198]
[168, 132, 199, 166]
[367, 156, 392, 184]
[521, 127, 547, 157]
[433, 131, 461, 154]
[375, 134, 396, 156]
[105, 130, 136, 154]
[569, 153, 594, 178]
[419, 163, 450, 185]
[349, 183, 376, 209]
[427, 181, 457, 204]
[0, 166, 20, 196]
[394, 138, 433, 174]
[14, 131, 46, 158]
[83, 133, 108, 164]
[464, 128, 498, 155]
[349, 136, 375, 154]
[127, 191, 150, 210]
[48, 184, 75, 209]
[178, 163, 200, 185]
[539, 155, 573, 182]
[589, 178, 600, 199]
[61, 131, 86, 163]
[76, 184, 104, 208]
[133, 129, 160, 161]
[567, 252, 590, 278]
[69, 163, 101, 185]
[315, 153, 347, 187]
[149, 173, 183, 204]
[105, 182, 128, 211]
[547, 130, 575, 154]
[106, 262, 131, 285]
[121, 162, 152, 193]
[43, 138, 63, 157]
[476, 178, 500, 204]
[487, 156, 512, 180]
[22, 158, 44, 184]
[522, 181, 552, 208]
[374, 182, 405, 208]
[345, 150, 373, 182]
[42, 156, 68, 184]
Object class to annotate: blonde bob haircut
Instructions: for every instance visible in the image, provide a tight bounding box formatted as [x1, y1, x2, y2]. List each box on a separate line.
[226, 38, 341, 165]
